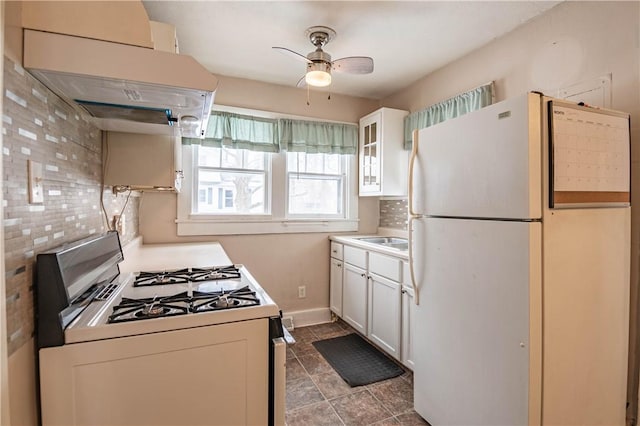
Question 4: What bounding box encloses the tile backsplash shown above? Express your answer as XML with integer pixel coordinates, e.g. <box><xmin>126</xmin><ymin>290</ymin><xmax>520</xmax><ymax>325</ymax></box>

<box><xmin>379</xmin><ymin>198</ymin><xmax>408</xmax><ymax>230</ymax></box>
<box><xmin>3</xmin><ymin>57</ymin><xmax>139</xmax><ymax>355</ymax></box>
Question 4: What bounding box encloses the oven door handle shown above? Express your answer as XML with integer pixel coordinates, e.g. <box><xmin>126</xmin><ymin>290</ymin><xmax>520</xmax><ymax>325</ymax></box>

<box><xmin>272</xmin><ymin>337</ymin><xmax>286</xmax><ymax>426</ymax></box>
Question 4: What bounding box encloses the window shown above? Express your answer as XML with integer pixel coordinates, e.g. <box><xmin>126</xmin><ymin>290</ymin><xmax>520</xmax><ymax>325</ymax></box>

<box><xmin>177</xmin><ymin>106</ymin><xmax>359</xmax><ymax>236</ymax></box>
<box><xmin>287</xmin><ymin>152</ymin><xmax>344</xmax><ymax>217</ymax></box>
<box><xmin>194</xmin><ymin>146</ymin><xmax>269</xmax><ymax>215</ymax></box>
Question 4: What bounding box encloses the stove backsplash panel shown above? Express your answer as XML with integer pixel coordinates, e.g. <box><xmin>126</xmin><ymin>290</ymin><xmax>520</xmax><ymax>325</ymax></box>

<box><xmin>3</xmin><ymin>57</ymin><xmax>140</xmax><ymax>355</ymax></box>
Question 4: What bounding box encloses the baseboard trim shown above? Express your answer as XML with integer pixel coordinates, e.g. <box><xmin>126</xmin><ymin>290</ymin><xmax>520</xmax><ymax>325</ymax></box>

<box><xmin>282</xmin><ymin>307</ymin><xmax>332</xmax><ymax>330</ymax></box>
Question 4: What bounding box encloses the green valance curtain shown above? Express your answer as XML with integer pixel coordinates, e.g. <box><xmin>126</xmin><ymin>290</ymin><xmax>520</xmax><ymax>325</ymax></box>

<box><xmin>278</xmin><ymin>119</ymin><xmax>358</xmax><ymax>155</ymax></box>
<box><xmin>182</xmin><ymin>111</ymin><xmax>280</xmax><ymax>153</ymax></box>
<box><xmin>183</xmin><ymin>111</ymin><xmax>358</xmax><ymax>155</ymax></box>
<box><xmin>404</xmin><ymin>82</ymin><xmax>494</xmax><ymax>149</ymax></box>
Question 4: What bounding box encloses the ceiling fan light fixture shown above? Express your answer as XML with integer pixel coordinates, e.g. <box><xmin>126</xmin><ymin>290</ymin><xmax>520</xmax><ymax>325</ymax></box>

<box><xmin>305</xmin><ymin>62</ymin><xmax>332</xmax><ymax>87</ymax></box>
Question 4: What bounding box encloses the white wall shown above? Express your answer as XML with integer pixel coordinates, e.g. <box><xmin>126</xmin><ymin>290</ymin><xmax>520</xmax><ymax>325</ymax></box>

<box><xmin>382</xmin><ymin>1</ymin><xmax>640</xmax><ymax>421</ymax></box>
<box><xmin>139</xmin><ymin>75</ymin><xmax>381</xmax><ymax>316</ymax></box>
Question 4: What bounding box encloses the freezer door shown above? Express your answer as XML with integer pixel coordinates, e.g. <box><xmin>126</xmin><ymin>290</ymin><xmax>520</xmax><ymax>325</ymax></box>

<box><xmin>411</xmin><ymin>92</ymin><xmax>542</xmax><ymax>220</ymax></box>
<box><xmin>412</xmin><ymin>217</ymin><xmax>542</xmax><ymax>425</ymax></box>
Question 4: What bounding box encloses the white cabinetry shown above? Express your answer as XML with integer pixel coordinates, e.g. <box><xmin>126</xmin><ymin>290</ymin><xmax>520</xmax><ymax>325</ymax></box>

<box><xmin>338</xmin><ymin>244</ymin><xmax>404</xmax><ymax>360</ymax></box>
<box><xmin>104</xmin><ymin>131</ymin><xmax>182</xmax><ymax>191</ymax></box>
<box><xmin>329</xmin><ymin>242</ymin><xmax>344</xmax><ymax>316</ymax></box>
<box><xmin>343</xmin><ymin>262</ymin><xmax>368</xmax><ymax>334</ymax></box>
<box><xmin>359</xmin><ymin>107</ymin><xmax>409</xmax><ymax>196</ymax></box>
<box><xmin>342</xmin><ymin>246</ymin><xmax>368</xmax><ymax>334</ymax></box>
<box><xmin>401</xmin><ymin>261</ymin><xmax>415</xmax><ymax>369</ymax></box>
<box><xmin>368</xmin><ymin>252</ymin><xmax>402</xmax><ymax>359</ymax></box>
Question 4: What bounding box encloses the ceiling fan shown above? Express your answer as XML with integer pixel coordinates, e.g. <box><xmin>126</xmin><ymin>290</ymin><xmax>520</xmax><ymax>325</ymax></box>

<box><xmin>273</xmin><ymin>26</ymin><xmax>374</xmax><ymax>88</ymax></box>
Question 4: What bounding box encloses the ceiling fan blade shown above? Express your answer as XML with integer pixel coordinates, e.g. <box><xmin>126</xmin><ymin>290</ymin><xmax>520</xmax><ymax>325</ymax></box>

<box><xmin>332</xmin><ymin>56</ymin><xmax>374</xmax><ymax>74</ymax></box>
<box><xmin>296</xmin><ymin>75</ymin><xmax>307</xmax><ymax>88</ymax></box>
<box><xmin>272</xmin><ymin>47</ymin><xmax>312</xmax><ymax>63</ymax></box>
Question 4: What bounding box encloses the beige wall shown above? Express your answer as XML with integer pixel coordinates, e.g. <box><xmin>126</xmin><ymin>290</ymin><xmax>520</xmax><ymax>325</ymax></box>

<box><xmin>382</xmin><ymin>1</ymin><xmax>640</xmax><ymax>421</ymax></box>
<box><xmin>214</xmin><ymin>75</ymin><xmax>380</xmax><ymax>123</ymax></box>
<box><xmin>139</xmin><ymin>75</ymin><xmax>381</xmax><ymax>314</ymax></box>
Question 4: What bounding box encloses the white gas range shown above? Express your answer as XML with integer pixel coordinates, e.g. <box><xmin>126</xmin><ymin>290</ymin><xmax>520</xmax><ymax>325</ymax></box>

<box><xmin>35</xmin><ymin>233</ymin><xmax>285</xmax><ymax>426</ymax></box>
<box><xmin>65</xmin><ymin>264</ymin><xmax>280</xmax><ymax>343</ymax></box>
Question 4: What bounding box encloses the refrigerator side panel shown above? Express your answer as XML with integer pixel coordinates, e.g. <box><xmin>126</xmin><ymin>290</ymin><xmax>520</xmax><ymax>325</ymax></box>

<box><xmin>542</xmin><ymin>207</ymin><xmax>630</xmax><ymax>425</ymax></box>
<box><xmin>413</xmin><ymin>92</ymin><xmax>541</xmax><ymax>220</ymax></box>
<box><xmin>413</xmin><ymin>218</ymin><xmax>540</xmax><ymax>425</ymax></box>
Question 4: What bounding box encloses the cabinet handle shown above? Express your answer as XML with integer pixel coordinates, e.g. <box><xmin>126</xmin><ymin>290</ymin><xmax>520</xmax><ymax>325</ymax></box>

<box><xmin>360</xmin><ymin>273</ymin><xmax>366</xmax><ymax>277</ymax></box>
<box><xmin>332</xmin><ymin>250</ymin><xmax>338</xmax><ymax>253</ymax></box>
<box><xmin>337</xmin><ymin>263</ymin><xmax>342</xmax><ymax>267</ymax></box>
<box><xmin>401</xmin><ymin>289</ymin><xmax>406</xmax><ymax>294</ymax></box>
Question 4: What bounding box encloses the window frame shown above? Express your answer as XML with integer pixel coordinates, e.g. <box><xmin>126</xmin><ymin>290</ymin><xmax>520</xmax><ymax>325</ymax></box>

<box><xmin>285</xmin><ymin>152</ymin><xmax>347</xmax><ymax>219</ymax></box>
<box><xmin>176</xmin><ymin>105</ymin><xmax>359</xmax><ymax>236</ymax></box>
<box><xmin>192</xmin><ymin>145</ymin><xmax>271</xmax><ymax>217</ymax></box>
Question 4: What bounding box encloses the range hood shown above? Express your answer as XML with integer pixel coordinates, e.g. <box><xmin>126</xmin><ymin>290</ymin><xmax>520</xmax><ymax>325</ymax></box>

<box><xmin>23</xmin><ymin>29</ymin><xmax>218</xmax><ymax>138</ymax></box>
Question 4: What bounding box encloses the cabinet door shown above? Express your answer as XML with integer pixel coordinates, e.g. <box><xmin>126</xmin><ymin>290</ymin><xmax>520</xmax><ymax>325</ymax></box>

<box><xmin>359</xmin><ymin>113</ymin><xmax>381</xmax><ymax>195</ymax></box>
<box><xmin>330</xmin><ymin>258</ymin><xmax>344</xmax><ymax>316</ymax></box>
<box><xmin>343</xmin><ymin>263</ymin><xmax>368</xmax><ymax>334</ymax></box>
<box><xmin>401</xmin><ymin>285</ymin><xmax>415</xmax><ymax>369</ymax></box>
<box><xmin>368</xmin><ymin>272</ymin><xmax>401</xmax><ymax>359</ymax></box>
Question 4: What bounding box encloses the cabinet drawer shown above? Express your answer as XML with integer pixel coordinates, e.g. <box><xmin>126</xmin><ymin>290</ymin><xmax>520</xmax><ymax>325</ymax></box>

<box><xmin>369</xmin><ymin>252</ymin><xmax>401</xmax><ymax>282</ymax></box>
<box><xmin>344</xmin><ymin>246</ymin><xmax>367</xmax><ymax>269</ymax></box>
<box><xmin>330</xmin><ymin>242</ymin><xmax>343</xmax><ymax>260</ymax></box>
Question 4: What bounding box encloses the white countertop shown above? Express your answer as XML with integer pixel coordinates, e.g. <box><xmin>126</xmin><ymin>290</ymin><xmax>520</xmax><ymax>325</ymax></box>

<box><xmin>329</xmin><ymin>234</ymin><xmax>409</xmax><ymax>259</ymax></box>
<box><xmin>120</xmin><ymin>237</ymin><xmax>232</xmax><ymax>273</ymax></box>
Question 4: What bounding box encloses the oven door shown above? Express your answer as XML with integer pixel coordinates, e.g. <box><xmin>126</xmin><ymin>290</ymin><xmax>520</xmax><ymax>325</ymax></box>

<box><xmin>39</xmin><ymin>319</ymin><xmax>270</xmax><ymax>425</ymax></box>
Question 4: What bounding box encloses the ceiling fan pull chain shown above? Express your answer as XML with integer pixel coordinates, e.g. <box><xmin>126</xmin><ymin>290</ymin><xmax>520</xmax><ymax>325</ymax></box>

<box><xmin>328</xmin><ymin>92</ymin><xmax>331</xmax><ymax>101</ymax></box>
<box><xmin>307</xmin><ymin>85</ymin><xmax>310</xmax><ymax>106</ymax></box>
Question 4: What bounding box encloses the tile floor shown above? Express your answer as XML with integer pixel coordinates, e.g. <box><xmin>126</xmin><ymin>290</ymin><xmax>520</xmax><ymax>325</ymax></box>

<box><xmin>285</xmin><ymin>320</ymin><xmax>430</xmax><ymax>426</ymax></box>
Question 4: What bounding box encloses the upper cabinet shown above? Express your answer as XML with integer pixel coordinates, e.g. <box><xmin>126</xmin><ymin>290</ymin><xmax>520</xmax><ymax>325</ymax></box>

<box><xmin>358</xmin><ymin>107</ymin><xmax>409</xmax><ymax>197</ymax></box>
<box><xmin>104</xmin><ymin>132</ymin><xmax>182</xmax><ymax>192</ymax></box>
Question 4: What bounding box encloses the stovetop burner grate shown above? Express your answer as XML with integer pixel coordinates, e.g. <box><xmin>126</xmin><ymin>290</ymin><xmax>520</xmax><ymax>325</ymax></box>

<box><xmin>108</xmin><ymin>292</ymin><xmax>191</xmax><ymax>323</ymax></box>
<box><xmin>190</xmin><ymin>265</ymin><xmax>241</xmax><ymax>282</ymax></box>
<box><xmin>107</xmin><ymin>284</ymin><xmax>261</xmax><ymax>323</ymax></box>
<box><xmin>191</xmin><ymin>286</ymin><xmax>260</xmax><ymax>313</ymax></box>
<box><xmin>133</xmin><ymin>266</ymin><xmax>242</xmax><ymax>287</ymax></box>
<box><xmin>133</xmin><ymin>268</ymin><xmax>192</xmax><ymax>287</ymax></box>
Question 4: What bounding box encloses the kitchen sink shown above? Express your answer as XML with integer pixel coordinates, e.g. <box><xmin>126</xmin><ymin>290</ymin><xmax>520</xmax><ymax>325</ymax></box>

<box><xmin>356</xmin><ymin>236</ymin><xmax>409</xmax><ymax>251</ymax></box>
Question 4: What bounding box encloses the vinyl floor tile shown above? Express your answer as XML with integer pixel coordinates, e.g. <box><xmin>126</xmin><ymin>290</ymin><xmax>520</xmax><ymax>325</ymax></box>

<box><xmin>285</xmin><ymin>322</ymin><xmax>429</xmax><ymax>426</ymax></box>
<box><xmin>285</xmin><ymin>401</ymin><xmax>344</xmax><ymax>426</ymax></box>
<box><xmin>286</xmin><ymin>358</ymin><xmax>308</xmax><ymax>382</ymax></box>
<box><xmin>311</xmin><ymin>370</ymin><xmax>358</xmax><ymax>400</ymax></box>
<box><xmin>368</xmin><ymin>377</ymin><xmax>414</xmax><ymax>415</ymax></box>
<box><xmin>329</xmin><ymin>389</ymin><xmax>393</xmax><ymax>426</ymax></box>
<box><xmin>395</xmin><ymin>410</ymin><xmax>430</xmax><ymax>425</ymax></box>
<box><xmin>297</xmin><ymin>352</ymin><xmax>334</xmax><ymax>376</ymax></box>
<box><xmin>286</xmin><ymin>376</ymin><xmax>325</xmax><ymax>411</ymax></box>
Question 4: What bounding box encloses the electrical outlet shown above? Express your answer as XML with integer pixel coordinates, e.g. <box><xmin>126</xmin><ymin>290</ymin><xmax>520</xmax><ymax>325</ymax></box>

<box><xmin>298</xmin><ymin>286</ymin><xmax>306</xmax><ymax>298</ymax></box>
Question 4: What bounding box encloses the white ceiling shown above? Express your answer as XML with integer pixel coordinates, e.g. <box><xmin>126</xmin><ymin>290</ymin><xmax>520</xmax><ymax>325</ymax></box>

<box><xmin>142</xmin><ymin>1</ymin><xmax>560</xmax><ymax>100</ymax></box>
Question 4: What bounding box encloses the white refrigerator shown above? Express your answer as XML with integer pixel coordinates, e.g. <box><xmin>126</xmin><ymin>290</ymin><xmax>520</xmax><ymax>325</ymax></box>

<box><xmin>408</xmin><ymin>92</ymin><xmax>631</xmax><ymax>425</ymax></box>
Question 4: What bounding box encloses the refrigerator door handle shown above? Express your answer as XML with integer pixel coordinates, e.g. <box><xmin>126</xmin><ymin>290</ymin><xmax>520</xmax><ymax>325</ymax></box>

<box><xmin>408</xmin><ymin>216</ymin><xmax>420</xmax><ymax>306</ymax></box>
<box><xmin>408</xmin><ymin>129</ymin><xmax>420</xmax><ymax>217</ymax></box>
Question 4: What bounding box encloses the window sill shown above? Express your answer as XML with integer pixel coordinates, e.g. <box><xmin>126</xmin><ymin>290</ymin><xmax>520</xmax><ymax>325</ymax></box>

<box><xmin>176</xmin><ymin>218</ymin><xmax>359</xmax><ymax>236</ymax></box>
